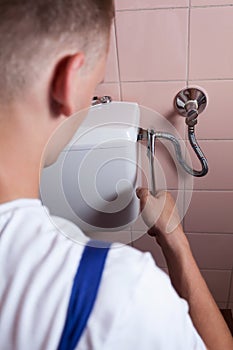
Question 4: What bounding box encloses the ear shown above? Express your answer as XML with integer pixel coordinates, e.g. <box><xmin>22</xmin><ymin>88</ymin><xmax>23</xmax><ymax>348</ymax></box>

<box><xmin>51</xmin><ymin>53</ymin><xmax>85</xmax><ymax>117</ymax></box>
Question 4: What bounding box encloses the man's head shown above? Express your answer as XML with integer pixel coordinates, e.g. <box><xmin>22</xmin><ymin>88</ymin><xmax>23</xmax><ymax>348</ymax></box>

<box><xmin>0</xmin><ymin>0</ymin><xmax>115</xmax><ymax>202</ymax></box>
<box><xmin>0</xmin><ymin>0</ymin><xmax>114</xmax><ymax>107</ymax></box>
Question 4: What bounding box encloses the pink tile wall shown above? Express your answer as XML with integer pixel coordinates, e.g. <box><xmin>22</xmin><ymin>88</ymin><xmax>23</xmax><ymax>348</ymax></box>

<box><xmin>187</xmin><ymin>81</ymin><xmax>233</xmax><ymax>140</ymax></box>
<box><xmin>116</xmin><ymin>9</ymin><xmax>188</xmax><ymax>81</ymax></box>
<box><xmin>185</xmin><ymin>141</ymin><xmax>233</xmax><ymax>190</ymax></box>
<box><xmin>115</xmin><ymin>0</ymin><xmax>189</xmax><ymax>10</ymax></box>
<box><xmin>104</xmin><ymin>23</ymin><xmax>119</xmax><ymax>83</ymax></box>
<box><xmin>95</xmin><ymin>1</ymin><xmax>233</xmax><ymax>307</ymax></box>
<box><xmin>189</xmin><ymin>7</ymin><xmax>233</xmax><ymax>80</ymax></box>
<box><xmin>184</xmin><ymin>191</ymin><xmax>233</xmax><ymax>233</ymax></box>
<box><xmin>121</xmin><ymin>81</ymin><xmax>186</xmax><ymax>136</ymax></box>
<box><xmin>191</xmin><ymin>0</ymin><xmax>233</xmax><ymax>6</ymax></box>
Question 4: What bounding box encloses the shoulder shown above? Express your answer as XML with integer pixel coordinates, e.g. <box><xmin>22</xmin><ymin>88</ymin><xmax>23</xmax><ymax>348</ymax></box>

<box><xmin>81</xmin><ymin>244</ymin><xmax>206</xmax><ymax>350</ymax></box>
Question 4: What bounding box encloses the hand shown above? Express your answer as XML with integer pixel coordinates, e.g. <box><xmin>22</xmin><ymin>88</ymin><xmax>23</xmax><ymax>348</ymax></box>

<box><xmin>136</xmin><ymin>188</ymin><xmax>186</xmax><ymax>249</ymax></box>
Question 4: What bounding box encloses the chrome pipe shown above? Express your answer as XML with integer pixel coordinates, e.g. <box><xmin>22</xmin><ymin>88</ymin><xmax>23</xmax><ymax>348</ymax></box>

<box><xmin>147</xmin><ymin>130</ymin><xmax>156</xmax><ymax>196</ymax></box>
<box><xmin>154</xmin><ymin>129</ymin><xmax>208</xmax><ymax>177</ymax></box>
<box><xmin>137</xmin><ymin>125</ymin><xmax>208</xmax><ymax>184</ymax></box>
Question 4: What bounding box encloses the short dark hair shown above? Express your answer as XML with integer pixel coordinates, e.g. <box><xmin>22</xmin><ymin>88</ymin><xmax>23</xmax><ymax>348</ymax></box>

<box><xmin>0</xmin><ymin>0</ymin><xmax>115</xmax><ymax>102</ymax></box>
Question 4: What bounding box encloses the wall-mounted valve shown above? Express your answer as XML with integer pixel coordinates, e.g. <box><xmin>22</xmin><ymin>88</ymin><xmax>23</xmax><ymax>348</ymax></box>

<box><xmin>174</xmin><ymin>87</ymin><xmax>208</xmax><ymax>177</ymax></box>
<box><xmin>138</xmin><ymin>87</ymin><xmax>209</xmax><ymax>195</ymax></box>
<box><xmin>92</xmin><ymin>96</ymin><xmax>112</xmax><ymax>106</ymax></box>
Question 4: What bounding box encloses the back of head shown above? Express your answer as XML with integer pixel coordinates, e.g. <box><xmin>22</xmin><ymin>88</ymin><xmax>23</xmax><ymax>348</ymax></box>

<box><xmin>0</xmin><ymin>0</ymin><xmax>115</xmax><ymax>103</ymax></box>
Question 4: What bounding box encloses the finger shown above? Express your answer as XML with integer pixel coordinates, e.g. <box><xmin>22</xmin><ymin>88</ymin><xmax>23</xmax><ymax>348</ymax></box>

<box><xmin>136</xmin><ymin>187</ymin><xmax>149</xmax><ymax>199</ymax></box>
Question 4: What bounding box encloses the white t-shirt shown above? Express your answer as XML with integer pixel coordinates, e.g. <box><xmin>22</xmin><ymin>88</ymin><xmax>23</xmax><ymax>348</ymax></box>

<box><xmin>0</xmin><ymin>199</ymin><xmax>206</xmax><ymax>350</ymax></box>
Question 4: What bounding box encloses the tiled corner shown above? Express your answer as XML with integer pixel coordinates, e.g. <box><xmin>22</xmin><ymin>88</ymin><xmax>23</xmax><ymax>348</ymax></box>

<box><xmin>185</xmin><ymin>141</ymin><xmax>233</xmax><ymax>190</ymax></box>
<box><xmin>187</xmin><ymin>233</ymin><xmax>233</xmax><ymax>270</ymax></box>
<box><xmin>184</xmin><ymin>191</ymin><xmax>233</xmax><ymax>233</ymax></box>
<box><xmin>116</xmin><ymin>0</ymin><xmax>189</xmax><ymax>11</ymax></box>
<box><xmin>186</xmin><ymin>81</ymin><xmax>233</xmax><ymax>140</ymax></box>
<box><xmin>121</xmin><ymin>81</ymin><xmax>186</xmax><ymax>137</ymax></box>
<box><xmin>95</xmin><ymin>83</ymin><xmax>121</xmax><ymax>101</ymax></box>
<box><xmin>191</xmin><ymin>0</ymin><xmax>233</xmax><ymax>6</ymax></box>
<box><xmin>189</xmin><ymin>7</ymin><xmax>233</xmax><ymax>80</ymax></box>
<box><xmin>200</xmin><ymin>270</ymin><xmax>231</xmax><ymax>302</ymax></box>
<box><xmin>132</xmin><ymin>232</ymin><xmax>167</xmax><ymax>268</ymax></box>
<box><xmin>104</xmin><ymin>23</ymin><xmax>119</xmax><ymax>83</ymax></box>
<box><xmin>116</xmin><ymin>9</ymin><xmax>188</xmax><ymax>81</ymax></box>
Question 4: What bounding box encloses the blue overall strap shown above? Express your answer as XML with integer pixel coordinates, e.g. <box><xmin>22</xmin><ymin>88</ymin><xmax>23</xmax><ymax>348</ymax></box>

<box><xmin>57</xmin><ymin>240</ymin><xmax>111</xmax><ymax>350</ymax></box>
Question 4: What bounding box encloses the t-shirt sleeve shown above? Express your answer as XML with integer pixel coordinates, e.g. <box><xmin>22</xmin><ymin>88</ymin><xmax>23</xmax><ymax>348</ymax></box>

<box><xmin>105</xmin><ymin>251</ymin><xmax>207</xmax><ymax>350</ymax></box>
<box><xmin>77</xmin><ymin>246</ymin><xmax>207</xmax><ymax>350</ymax></box>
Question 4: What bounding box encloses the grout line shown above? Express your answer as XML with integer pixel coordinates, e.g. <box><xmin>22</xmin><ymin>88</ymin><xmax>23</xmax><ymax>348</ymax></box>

<box><xmin>185</xmin><ymin>189</ymin><xmax>233</xmax><ymax>191</ymax></box>
<box><xmin>226</xmin><ymin>268</ymin><xmax>233</xmax><ymax>308</ymax></box>
<box><xmin>112</xmin><ymin>78</ymin><xmax>233</xmax><ymax>84</ymax></box>
<box><xmin>116</xmin><ymin>4</ymin><xmax>233</xmax><ymax>12</ymax></box>
<box><xmin>200</xmin><ymin>268</ymin><xmax>232</xmax><ymax>272</ymax></box>
<box><xmin>184</xmin><ymin>139</ymin><xmax>233</xmax><ymax>141</ymax></box>
<box><xmin>185</xmin><ymin>231</ymin><xmax>233</xmax><ymax>234</ymax></box>
<box><xmin>121</xmin><ymin>79</ymin><xmax>186</xmax><ymax>83</ymax></box>
<box><xmin>186</xmin><ymin>0</ymin><xmax>191</xmax><ymax>85</ymax></box>
<box><xmin>189</xmin><ymin>78</ymin><xmax>233</xmax><ymax>81</ymax></box>
<box><xmin>132</xmin><ymin>230</ymin><xmax>233</xmax><ymax>235</ymax></box>
<box><xmin>191</xmin><ymin>4</ymin><xmax>233</xmax><ymax>9</ymax></box>
<box><xmin>100</xmin><ymin>81</ymin><xmax>120</xmax><ymax>85</ymax></box>
<box><xmin>128</xmin><ymin>227</ymin><xmax>133</xmax><ymax>247</ymax></box>
<box><xmin>184</xmin><ymin>0</ymin><xmax>191</xmax><ymax>227</ymax></box>
<box><xmin>185</xmin><ymin>232</ymin><xmax>233</xmax><ymax>235</ymax></box>
<box><xmin>116</xmin><ymin>7</ymin><xmax>188</xmax><ymax>12</ymax></box>
<box><xmin>113</xmin><ymin>17</ymin><xmax>123</xmax><ymax>101</ymax></box>
<box><xmin>183</xmin><ymin>189</ymin><xmax>233</xmax><ymax>192</ymax></box>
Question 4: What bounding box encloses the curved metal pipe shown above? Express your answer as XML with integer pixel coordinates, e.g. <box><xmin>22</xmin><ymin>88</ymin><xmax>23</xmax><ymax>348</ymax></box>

<box><xmin>154</xmin><ymin>128</ymin><xmax>208</xmax><ymax>177</ymax></box>
<box><xmin>147</xmin><ymin>130</ymin><xmax>156</xmax><ymax>196</ymax></box>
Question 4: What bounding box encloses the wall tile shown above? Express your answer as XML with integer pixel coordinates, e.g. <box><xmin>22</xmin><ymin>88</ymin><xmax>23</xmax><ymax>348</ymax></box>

<box><xmin>192</xmin><ymin>0</ymin><xmax>233</xmax><ymax>6</ymax></box>
<box><xmin>104</xmin><ymin>24</ymin><xmax>119</xmax><ymax>83</ymax></box>
<box><xmin>229</xmin><ymin>276</ymin><xmax>233</xmax><ymax>302</ymax></box>
<box><xmin>200</xmin><ymin>270</ymin><xmax>231</xmax><ymax>302</ymax></box>
<box><xmin>132</xmin><ymin>232</ymin><xmax>167</xmax><ymax>267</ymax></box>
<box><xmin>185</xmin><ymin>141</ymin><xmax>233</xmax><ymax>190</ymax></box>
<box><xmin>116</xmin><ymin>0</ymin><xmax>189</xmax><ymax>10</ymax></box>
<box><xmin>95</xmin><ymin>83</ymin><xmax>121</xmax><ymax>101</ymax></box>
<box><xmin>217</xmin><ymin>302</ymin><xmax>228</xmax><ymax>309</ymax></box>
<box><xmin>184</xmin><ymin>191</ymin><xmax>233</xmax><ymax>233</ymax></box>
<box><xmin>122</xmin><ymin>81</ymin><xmax>186</xmax><ymax>137</ymax></box>
<box><xmin>187</xmin><ymin>233</ymin><xmax>233</xmax><ymax>269</ymax></box>
<box><xmin>131</xmin><ymin>216</ymin><xmax>147</xmax><ymax>232</ymax></box>
<box><xmin>116</xmin><ymin>9</ymin><xmax>188</xmax><ymax>81</ymax></box>
<box><xmin>186</xmin><ymin>81</ymin><xmax>233</xmax><ymax>140</ymax></box>
<box><xmin>87</xmin><ymin>230</ymin><xmax>132</xmax><ymax>246</ymax></box>
<box><xmin>189</xmin><ymin>7</ymin><xmax>233</xmax><ymax>80</ymax></box>
<box><xmin>228</xmin><ymin>303</ymin><xmax>233</xmax><ymax>312</ymax></box>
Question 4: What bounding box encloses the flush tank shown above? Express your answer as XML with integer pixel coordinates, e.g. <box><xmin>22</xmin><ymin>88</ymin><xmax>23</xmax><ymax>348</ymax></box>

<box><xmin>40</xmin><ymin>102</ymin><xmax>140</xmax><ymax>232</ymax></box>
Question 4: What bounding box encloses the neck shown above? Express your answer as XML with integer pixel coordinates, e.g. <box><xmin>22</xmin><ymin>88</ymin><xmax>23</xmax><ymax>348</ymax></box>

<box><xmin>0</xmin><ymin>102</ymin><xmax>50</xmax><ymax>204</ymax></box>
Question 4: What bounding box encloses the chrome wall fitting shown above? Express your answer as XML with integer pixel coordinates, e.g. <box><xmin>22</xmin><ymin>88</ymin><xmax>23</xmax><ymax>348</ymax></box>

<box><xmin>175</xmin><ymin>87</ymin><xmax>207</xmax><ymax>126</ymax></box>
<box><xmin>137</xmin><ymin>87</ymin><xmax>208</xmax><ymax>195</ymax></box>
<box><xmin>174</xmin><ymin>87</ymin><xmax>208</xmax><ymax>177</ymax></box>
<box><xmin>92</xmin><ymin>96</ymin><xmax>112</xmax><ymax>106</ymax></box>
